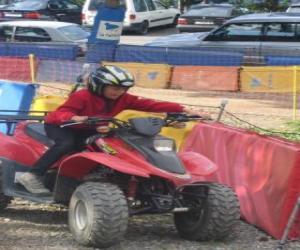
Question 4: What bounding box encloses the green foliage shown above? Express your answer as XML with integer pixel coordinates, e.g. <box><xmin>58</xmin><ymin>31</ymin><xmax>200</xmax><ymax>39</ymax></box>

<box><xmin>73</xmin><ymin>0</ymin><xmax>85</xmax><ymax>6</ymax></box>
<box><xmin>252</xmin><ymin>120</ymin><xmax>300</xmax><ymax>142</ymax></box>
<box><xmin>232</xmin><ymin>0</ymin><xmax>289</xmax><ymax>12</ymax></box>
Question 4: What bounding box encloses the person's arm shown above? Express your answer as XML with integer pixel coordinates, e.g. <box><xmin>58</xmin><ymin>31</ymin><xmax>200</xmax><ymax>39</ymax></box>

<box><xmin>125</xmin><ymin>94</ymin><xmax>211</xmax><ymax>118</ymax></box>
<box><xmin>125</xmin><ymin>94</ymin><xmax>184</xmax><ymax>113</ymax></box>
<box><xmin>45</xmin><ymin>91</ymin><xmax>86</xmax><ymax>125</ymax></box>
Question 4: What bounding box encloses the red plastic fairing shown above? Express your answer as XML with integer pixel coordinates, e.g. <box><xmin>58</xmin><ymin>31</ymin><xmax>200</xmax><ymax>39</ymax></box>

<box><xmin>178</xmin><ymin>151</ymin><xmax>217</xmax><ymax>177</ymax></box>
<box><xmin>58</xmin><ymin>152</ymin><xmax>150</xmax><ymax>178</ymax></box>
<box><xmin>57</xmin><ymin>138</ymin><xmax>210</xmax><ymax>186</ymax></box>
<box><xmin>14</xmin><ymin>122</ymin><xmax>48</xmax><ymax>157</ymax></box>
<box><xmin>181</xmin><ymin>122</ymin><xmax>300</xmax><ymax>239</ymax></box>
<box><xmin>0</xmin><ymin>132</ymin><xmax>39</xmax><ymax>165</ymax></box>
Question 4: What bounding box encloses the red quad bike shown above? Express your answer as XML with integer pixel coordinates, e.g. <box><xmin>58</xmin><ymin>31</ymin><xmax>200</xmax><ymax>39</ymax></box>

<box><xmin>0</xmin><ymin>112</ymin><xmax>240</xmax><ymax>248</ymax></box>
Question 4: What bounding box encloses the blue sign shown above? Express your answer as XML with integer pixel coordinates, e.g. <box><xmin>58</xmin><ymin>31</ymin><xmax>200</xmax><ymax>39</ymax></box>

<box><xmin>88</xmin><ymin>4</ymin><xmax>125</xmax><ymax>44</ymax></box>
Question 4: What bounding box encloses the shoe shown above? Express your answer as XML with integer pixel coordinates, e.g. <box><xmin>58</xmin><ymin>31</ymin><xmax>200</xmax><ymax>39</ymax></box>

<box><xmin>16</xmin><ymin>172</ymin><xmax>51</xmax><ymax>195</ymax></box>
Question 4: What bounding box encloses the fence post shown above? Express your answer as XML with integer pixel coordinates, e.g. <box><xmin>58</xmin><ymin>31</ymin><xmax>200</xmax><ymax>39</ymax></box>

<box><xmin>293</xmin><ymin>66</ymin><xmax>298</xmax><ymax>120</ymax></box>
<box><xmin>29</xmin><ymin>54</ymin><xmax>36</xmax><ymax>83</ymax></box>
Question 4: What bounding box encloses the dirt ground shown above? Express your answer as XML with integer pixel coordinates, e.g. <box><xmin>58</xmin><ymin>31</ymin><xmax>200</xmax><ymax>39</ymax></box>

<box><xmin>1</xmin><ymin>85</ymin><xmax>299</xmax><ymax>249</ymax></box>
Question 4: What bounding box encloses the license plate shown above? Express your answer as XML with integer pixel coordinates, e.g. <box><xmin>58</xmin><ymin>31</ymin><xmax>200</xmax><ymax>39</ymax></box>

<box><xmin>4</xmin><ymin>13</ymin><xmax>22</xmax><ymax>17</ymax></box>
<box><xmin>195</xmin><ymin>21</ymin><xmax>213</xmax><ymax>25</ymax></box>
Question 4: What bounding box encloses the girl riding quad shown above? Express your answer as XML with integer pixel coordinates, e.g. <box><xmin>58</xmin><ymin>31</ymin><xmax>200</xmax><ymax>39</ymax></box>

<box><xmin>16</xmin><ymin>65</ymin><xmax>210</xmax><ymax>194</ymax></box>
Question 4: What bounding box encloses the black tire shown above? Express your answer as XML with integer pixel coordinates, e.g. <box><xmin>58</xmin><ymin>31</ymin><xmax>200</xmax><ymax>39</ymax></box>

<box><xmin>174</xmin><ymin>183</ymin><xmax>240</xmax><ymax>241</ymax></box>
<box><xmin>0</xmin><ymin>164</ymin><xmax>11</xmax><ymax>211</ymax></box>
<box><xmin>137</xmin><ymin>21</ymin><xmax>149</xmax><ymax>35</ymax></box>
<box><xmin>68</xmin><ymin>182</ymin><xmax>129</xmax><ymax>248</ymax></box>
<box><xmin>171</xmin><ymin>15</ymin><xmax>179</xmax><ymax>27</ymax></box>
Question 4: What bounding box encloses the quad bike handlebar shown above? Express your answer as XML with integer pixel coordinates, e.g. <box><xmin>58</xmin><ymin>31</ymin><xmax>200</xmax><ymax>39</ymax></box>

<box><xmin>60</xmin><ymin>113</ymin><xmax>206</xmax><ymax>129</ymax></box>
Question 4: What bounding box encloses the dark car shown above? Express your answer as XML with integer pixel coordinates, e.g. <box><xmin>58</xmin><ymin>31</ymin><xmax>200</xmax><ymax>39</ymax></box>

<box><xmin>0</xmin><ymin>0</ymin><xmax>82</xmax><ymax>24</ymax></box>
<box><xmin>147</xmin><ymin>12</ymin><xmax>300</xmax><ymax>56</ymax></box>
<box><xmin>176</xmin><ymin>4</ymin><xmax>248</xmax><ymax>32</ymax></box>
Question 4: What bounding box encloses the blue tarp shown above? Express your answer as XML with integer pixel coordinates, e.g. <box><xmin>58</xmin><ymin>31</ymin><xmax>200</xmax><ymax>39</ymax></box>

<box><xmin>115</xmin><ymin>45</ymin><xmax>167</xmax><ymax>63</ymax></box>
<box><xmin>86</xmin><ymin>44</ymin><xmax>116</xmax><ymax>63</ymax></box>
<box><xmin>167</xmin><ymin>48</ymin><xmax>243</xmax><ymax>66</ymax></box>
<box><xmin>0</xmin><ymin>81</ymin><xmax>37</xmax><ymax>135</ymax></box>
<box><xmin>0</xmin><ymin>43</ymin><xmax>78</xmax><ymax>60</ymax></box>
<box><xmin>266</xmin><ymin>56</ymin><xmax>300</xmax><ymax>66</ymax></box>
<box><xmin>37</xmin><ymin>60</ymin><xmax>99</xmax><ymax>83</ymax></box>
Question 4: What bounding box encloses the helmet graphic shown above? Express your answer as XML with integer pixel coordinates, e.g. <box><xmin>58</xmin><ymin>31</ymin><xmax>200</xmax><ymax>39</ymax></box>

<box><xmin>87</xmin><ymin>65</ymin><xmax>134</xmax><ymax>94</ymax></box>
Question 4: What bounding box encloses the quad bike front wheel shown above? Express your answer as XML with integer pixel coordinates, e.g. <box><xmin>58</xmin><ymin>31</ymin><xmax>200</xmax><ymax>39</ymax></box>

<box><xmin>174</xmin><ymin>183</ymin><xmax>240</xmax><ymax>241</ymax></box>
<box><xmin>0</xmin><ymin>164</ymin><xmax>12</xmax><ymax>211</ymax></box>
<box><xmin>68</xmin><ymin>182</ymin><xmax>129</xmax><ymax>248</ymax></box>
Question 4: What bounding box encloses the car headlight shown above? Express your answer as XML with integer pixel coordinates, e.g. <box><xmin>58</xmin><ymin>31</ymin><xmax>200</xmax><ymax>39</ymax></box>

<box><xmin>153</xmin><ymin>138</ymin><xmax>175</xmax><ymax>152</ymax></box>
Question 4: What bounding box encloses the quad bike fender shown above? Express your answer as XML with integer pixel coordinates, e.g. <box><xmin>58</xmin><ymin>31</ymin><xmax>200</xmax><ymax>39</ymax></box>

<box><xmin>58</xmin><ymin>152</ymin><xmax>150</xmax><ymax>179</ymax></box>
<box><xmin>0</xmin><ymin>132</ymin><xmax>39</xmax><ymax>165</ymax></box>
<box><xmin>178</xmin><ymin>151</ymin><xmax>217</xmax><ymax>177</ymax></box>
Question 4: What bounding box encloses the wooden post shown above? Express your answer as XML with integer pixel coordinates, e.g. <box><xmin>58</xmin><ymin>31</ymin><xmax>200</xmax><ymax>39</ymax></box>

<box><xmin>29</xmin><ymin>54</ymin><xmax>36</xmax><ymax>83</ymax></box>
<box><xmin>293</xmin><ymin>66</ymin><xmax>298</xmax><ymax>120</ymax></box>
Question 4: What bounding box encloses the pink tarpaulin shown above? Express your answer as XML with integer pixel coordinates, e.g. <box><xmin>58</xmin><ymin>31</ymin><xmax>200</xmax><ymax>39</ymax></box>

<box><xmin>181</xmin><ymin>122</ymin><xmax>300</xmax><ymax>239</ymax></box>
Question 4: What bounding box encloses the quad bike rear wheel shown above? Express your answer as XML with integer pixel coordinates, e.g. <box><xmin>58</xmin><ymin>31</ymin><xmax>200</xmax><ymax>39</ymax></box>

<box><xmin>0</xmin><ymin>164</ymin><xmax>12</xmax><ymax>210</ymax></box>
<box><xmin>68</xmin><ymin>182</ymin><xmax>128</xmax><ymax>248</ymax></box>
<box><xmin>174</xmin><ymin>183</ymin><xmax>240</xmax><ymax>241</ymax></box>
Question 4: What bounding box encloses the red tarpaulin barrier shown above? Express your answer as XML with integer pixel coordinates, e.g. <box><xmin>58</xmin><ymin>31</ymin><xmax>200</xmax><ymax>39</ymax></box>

<box><xmin>0</xmin><ymin>57</ymin><xmax>32</xmax><ymax>82</ymax></box>
<box><xmin>181</xmin><ymin>122</ymin><xmax>300</xmax><ymax>239</ymax></box>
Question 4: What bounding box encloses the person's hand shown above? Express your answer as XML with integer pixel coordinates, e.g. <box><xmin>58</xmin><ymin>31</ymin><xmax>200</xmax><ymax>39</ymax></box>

<box><xmin>169</xmin><ymin>121</ymin><xmax>186</xmax><ymax>129</ymax></box>
<box><xmin>183</xmin><ymin>107</ymin><xmax>212</xmax><ymax>120</ymax></box>
<box><xmin>71</xmin><ymin>116</ymin><xmax>88</xmax><ymax>122</ymax></box>
<box><xmin>96</xmin><ymin>126</ymin><xmax>110</xmax><ymax>133</ymax></box>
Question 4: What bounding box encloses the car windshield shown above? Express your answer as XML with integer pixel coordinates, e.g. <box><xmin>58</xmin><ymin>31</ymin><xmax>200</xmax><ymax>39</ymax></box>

<box><xmin>187</xmin><ymin>7</ymin><xmax>231</xmax><ymax>17</ymax></box>
<box><xmin>58</xmin><ymin>25</ymin><xmax>90</xmax><ymax>40</ymax></box>
<box><xmin>88</xmin><ymin>0</ymin><xmax>104</xmax><ymax>10</ymax></box>
<box><xmin>3</xmin><ymin>0</ymin><xmax>47</xmax><ymax>10</ymax></box>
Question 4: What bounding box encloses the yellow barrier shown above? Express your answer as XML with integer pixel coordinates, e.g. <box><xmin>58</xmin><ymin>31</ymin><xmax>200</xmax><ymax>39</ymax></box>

<box><xmin>115</xmin><ymin>110</ymin><xmax>197</xmax><ymax>150</ymax></box>
<box><xmin>31</xmin><ymin>95</ymin><xmax>66</xmax><ymax>115</ymax></box>
<box><xmin>103</xmin><ymin>62</ymin><xmax>171</xmax><ymax>89</ymax></box>
<box><xmin>240</xmin><ymin>66</ymin><xmax>300</xmax><ymax>93</ymax></box>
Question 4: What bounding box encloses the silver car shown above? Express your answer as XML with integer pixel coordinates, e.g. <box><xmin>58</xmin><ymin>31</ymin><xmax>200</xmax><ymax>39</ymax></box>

<box><xmin>0</xmin><ymin>20</ymin><xmax>89</xmax><ymax>54</ymax></box>
<box><xmin>146</xmin><ymin>12</ymin><xmax>300</xmax><ymax>56</ymax></box>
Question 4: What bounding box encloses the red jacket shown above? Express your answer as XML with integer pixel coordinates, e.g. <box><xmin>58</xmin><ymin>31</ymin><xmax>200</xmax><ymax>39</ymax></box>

<box><xmin>45</xmin><ymin>89</ymin><xmax>184</xmax><ymax>125</ymax></box>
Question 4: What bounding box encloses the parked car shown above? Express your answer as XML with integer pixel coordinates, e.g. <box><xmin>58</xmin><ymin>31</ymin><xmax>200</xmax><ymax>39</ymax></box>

<box><xmin>0</xmin><ymin>0</ymin><xmax>16</xmax><ymax>8</ymax></box>
<box><xmin>0</xmin><ymin>20</ymin><xmax>89</xmax><ymax>54</ymax></box>
<box><xmin>286</xmin><ymin>3</ymin><xmax>300</xmax><ymax>12</ymax></box>
<box><xmin>0</xmin><ymin>0</ymin><xmax>82</xmax><ymax>24</ymax></box>
<box><xmin>146</xmin><ymin>12</ymin><xmax>300</xmax><ymax>56</ymax></box>
<box><xmin>177</xmin><ymin>4</ymin><xmax>247</xmax><ymax>32</ymax></box>
<box><xmin>82</xmin><ymin>0</ymin><xmax>180</xmax><ymax>34</ymax></box>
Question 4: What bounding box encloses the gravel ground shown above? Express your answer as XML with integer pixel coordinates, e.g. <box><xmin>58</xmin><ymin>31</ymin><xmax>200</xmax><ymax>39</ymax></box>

<box><xmin>1</xmin><ymin>86</ymin><xmax>299</xmax><ymax>249</ymax></box>
<box><xmin>0</xmin><ymin>199</ymin><xmax>299</xmax><ymax>250</ymax></box>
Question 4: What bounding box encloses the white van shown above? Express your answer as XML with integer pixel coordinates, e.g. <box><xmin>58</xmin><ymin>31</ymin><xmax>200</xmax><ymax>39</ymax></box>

<box><xmin>81</xmin><ymin>0</ymin><xmax>180</xmax><ymax>34</ymax></box>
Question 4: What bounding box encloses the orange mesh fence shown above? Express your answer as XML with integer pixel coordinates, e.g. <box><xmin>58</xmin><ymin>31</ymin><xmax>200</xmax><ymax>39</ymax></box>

<box><xmin>0</xmin><ymin>57</ymin><xmax>35</xmax><ymax>82</ymax></box>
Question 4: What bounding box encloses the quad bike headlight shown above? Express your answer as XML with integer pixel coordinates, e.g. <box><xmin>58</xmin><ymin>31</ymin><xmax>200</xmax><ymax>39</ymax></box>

<box><xmin>153</xmin><ymin>138</ymin><xmax>175</xmax><ymax>152</ymax></box>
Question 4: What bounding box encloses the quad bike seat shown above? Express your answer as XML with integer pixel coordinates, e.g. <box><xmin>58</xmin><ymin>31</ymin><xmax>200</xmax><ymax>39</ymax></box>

<box><xmin>25</xmin><ymin>123</ymin><xmax>54</xmax><ymax>147</ymax></box>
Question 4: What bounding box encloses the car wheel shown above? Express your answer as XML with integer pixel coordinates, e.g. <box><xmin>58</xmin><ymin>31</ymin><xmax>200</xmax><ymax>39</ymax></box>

<box><xmin>68</xmin><ymin>182</ymin><xmax>129</xmax><ymax>248</ymax></box>
<box><xmin>171</xmin><ymin>15</ymin><xmax>180</xmax><ymax>27</ymax></box>
<box><xmin>137</xmin><ymin>21</ymin><xmax>149</xmax><ymax>35</ymax></box>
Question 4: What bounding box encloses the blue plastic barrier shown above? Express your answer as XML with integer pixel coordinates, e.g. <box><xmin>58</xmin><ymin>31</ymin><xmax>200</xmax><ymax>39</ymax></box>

<box><xmin>266</xmin><ymin>56</ymin><xmax>300</xmax><ymax>66</ymax></box>
<box><xmin>86</xmin><ymin>44</ymin><xmax>117</xmax><ymax>63</ymax></box>
<box><xmin>115</xmin><ymin>45</ymin><xmax>167</xmax><ymax>63</ymax></box>
<box><xmin>0</xmin><ymin>42</ymin><xmax>78</xmax><ymax>60</ymax></box>
<box><xmin>167</xmin><ymin>48</ymin><xmax>243</xmax><ymax>66</ymax></box>
<box><xmin>36</xmin><ymin>60</ymin><xmax>99</xmax><ymax>83</ymax></box>
<box><xmin>0</xmin><ymin>81</ymin><xmax>37</xmax><ymax>135</ymax></box>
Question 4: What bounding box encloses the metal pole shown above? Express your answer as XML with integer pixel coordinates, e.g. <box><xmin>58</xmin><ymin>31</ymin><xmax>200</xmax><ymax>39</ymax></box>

<box><xmin>292</xmin><ymin>66</ymin><xmax>298</xmax><ymax>120</ymax></box>
<box><xmin>277</xmin><ymin>197</ymin><xmax>300</xmax><ymax>250</ymax></box>
<box><xmin>216</xmin><ymin>99</ymin><xmax>228</xmax><ymax>122</ymax></box>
